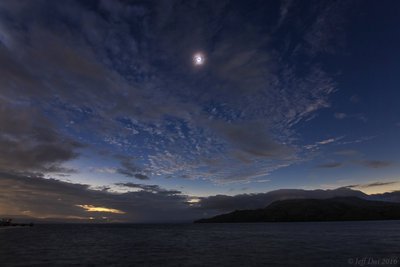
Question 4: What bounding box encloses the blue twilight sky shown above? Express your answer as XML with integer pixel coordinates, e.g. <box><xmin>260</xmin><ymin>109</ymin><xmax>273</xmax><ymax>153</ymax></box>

<box><xmin>1</xmin><ymin>0</ymin><xmax>400</xmax><ymax>222</ymax></box>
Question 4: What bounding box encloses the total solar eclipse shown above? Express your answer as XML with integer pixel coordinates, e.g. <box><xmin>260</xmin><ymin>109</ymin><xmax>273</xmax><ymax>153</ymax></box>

<box><xmin>193</xmin><ymin>53</ymin><xmax>205</xmax><ymax>65</ymax></box>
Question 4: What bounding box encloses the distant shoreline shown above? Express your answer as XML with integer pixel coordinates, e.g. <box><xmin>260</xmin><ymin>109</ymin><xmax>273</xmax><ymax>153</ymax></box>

<box><xmin>1</xmin><ymin>218</ymin><xmax>34</xmax><ymax>227</ymax></box>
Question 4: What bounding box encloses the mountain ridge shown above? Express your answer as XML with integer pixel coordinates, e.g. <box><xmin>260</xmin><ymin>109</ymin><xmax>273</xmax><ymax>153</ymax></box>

<box><xmin>194</xmin><ymin>197</ymin><xmax>400</xmax><ymax>223</ymax></box>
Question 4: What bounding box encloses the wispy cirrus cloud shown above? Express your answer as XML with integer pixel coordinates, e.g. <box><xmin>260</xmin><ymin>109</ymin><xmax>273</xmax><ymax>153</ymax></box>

<box><xmin>343</xmin><ymin>181</ymin><xmax>398</xmax><ymax>189</ymax></box>
<box><xmin>314</xmin><ymin>159</ymin><xmax>394</xmax><ymax>170</ymax></box>
<box><xmin>92</xmin><ymin>168</ymin><xmax>116</xmax><ymax>174</ymax></box>
<box><xmin>314</xmin><ymin>163</ymin><xmax>344</xmax><ymax>169</ymax></box>
<box><xmin>338</xmin><ymin>136</ymin><xmax>375</xmax><ymax>145</ymax></box>
<box><xmin>334</xmin><ymin>112</ymin><xmax>347</xmax><ymax>119</ymax></box>
<box><xmin>305</xmin><ymin>137</ymin><xmax>342</xmax><ymax>150</ymax></box>
<box><xmin>357</xmin><ymin>160</ymin><xmax>393</xmax><ymax>169</ymax></box>
<box><xmin>334</xmin><ymin>150</ymin><xmax>361</xmax><ymax>156</ymax></box>
<box><xmin>334</xmin><ymin>112</ymin><xmax>367</xmax><ymax>122</ymax></box>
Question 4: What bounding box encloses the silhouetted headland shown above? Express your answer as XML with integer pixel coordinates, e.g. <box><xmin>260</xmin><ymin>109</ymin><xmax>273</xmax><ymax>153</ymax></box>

<box><xmin>0</xmin><ymin>218</ymin><xmax>34</xmax><ymax>227</ymax></box>
<box><xmin>194</xmin><ymin>197</ymin><xmax>400</xmax><ymax>223</ymax></box>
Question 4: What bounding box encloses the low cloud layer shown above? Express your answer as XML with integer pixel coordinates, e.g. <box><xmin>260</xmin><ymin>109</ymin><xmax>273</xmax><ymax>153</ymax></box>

<box><xmin>0</xmin><ymin>102</ymin><xmax>83</xmax><ymax>174</ymax></box>
<box><xmin>0</xmin><ymin>171</ymin><xmax>211</xmax><ymax>223</ymax></box>
<box><xmin>115</xmin><ymin>182</ymin><xmax>181</xmax><ymax>195</ymax></box>
<box><xmin>1</xmin><ymin>170</ymin><xmax>399</xmax><ymax>222</ymax></box>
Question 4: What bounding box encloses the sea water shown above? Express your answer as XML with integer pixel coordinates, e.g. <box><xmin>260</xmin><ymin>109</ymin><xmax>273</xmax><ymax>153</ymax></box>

<box><xmin>1</xmin><ymin>221</ymin><xmax>400</xmax><ymax>266</ymax></box>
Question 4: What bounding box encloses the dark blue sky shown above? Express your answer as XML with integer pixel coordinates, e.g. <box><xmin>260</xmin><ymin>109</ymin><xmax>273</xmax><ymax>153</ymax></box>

<box><xmin>1</xmin><ymin>0</ymin><xmax>399</xmax><ymax>222</ymax></box>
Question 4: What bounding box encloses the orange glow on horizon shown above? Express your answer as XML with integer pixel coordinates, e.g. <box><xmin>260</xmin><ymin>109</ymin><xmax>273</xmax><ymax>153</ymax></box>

<box><xmin>76</xmin><ymin>205</ymin><xmax>126</xmax><ymax>214</ymax></box>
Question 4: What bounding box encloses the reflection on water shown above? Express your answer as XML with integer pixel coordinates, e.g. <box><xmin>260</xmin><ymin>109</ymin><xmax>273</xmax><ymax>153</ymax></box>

<box><xmin>1</xmin><ymin>221</ymin><xmax>400</xmax><ymax>266</ymax></box>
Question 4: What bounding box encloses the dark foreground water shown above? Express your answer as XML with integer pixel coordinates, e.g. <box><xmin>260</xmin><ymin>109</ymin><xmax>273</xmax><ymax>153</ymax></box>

<box><xmin>1</xmin><ymin>221</ymin><xmax>400</xmax><ymax>267</ymax></box>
